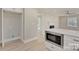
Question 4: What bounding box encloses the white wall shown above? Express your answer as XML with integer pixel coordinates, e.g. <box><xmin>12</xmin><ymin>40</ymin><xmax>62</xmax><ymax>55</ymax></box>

<box><xmin>1</xmin><ymin>8</ymin><xmax>59</xmax><ymax>42</ymax></box>
<box><xmin>23</xmin><ymin>9</ymin><xmax>59</xmax><ymax>40</ymax></box>
<box><xmin>23</xmin><ymin>8</ymin><xmax>38</xmax><ymax>40</ymax></box>
<box><xmin>3</xmin><ymin>11</ymin><xmax>22</xmax><ymax>40</ymax></box>
<box><xmin>39</xmin><ymin>13</ymin><xmax>59</xmax><ymax>34</ymax></box>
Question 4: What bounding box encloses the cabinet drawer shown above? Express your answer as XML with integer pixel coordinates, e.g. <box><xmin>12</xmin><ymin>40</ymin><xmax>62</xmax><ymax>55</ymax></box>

<box><xmin>64</xmin><ymin>35</ymin><xmax>79</xmax><ymax>43</ymax></box>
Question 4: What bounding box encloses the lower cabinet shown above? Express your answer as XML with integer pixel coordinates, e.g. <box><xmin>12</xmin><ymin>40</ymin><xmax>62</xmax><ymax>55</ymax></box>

<box><xmin>45</xmin><ymin>41</ymin><xmax>64</xmax><ymax>51</ymax></box>
<box><xmin>45</xmin><ymin>34</ymin><xmax>79</xmax><ymax>51</ymax></box>
<box><xmin>64</xmin><ymin>35</ymin><xmax>79</xmax><ymax>51</ymax></box>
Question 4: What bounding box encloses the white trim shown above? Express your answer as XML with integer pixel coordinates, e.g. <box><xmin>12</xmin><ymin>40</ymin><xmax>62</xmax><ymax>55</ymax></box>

<box><xmin>23</xmin><ymin>37</ymin><xmax>38</xmax><ymax>43</ymax></box>
<box><xmin>2</xmin><ymin>8</ymin><xmax>4</xmax><ymax>48</ymax></box>
<box><xmin>21</xmin><ymin>8</ymin><xmax>24</xmax><ymax>41</ymax></box>
<box><xmin>3</xmin><ymin>37</ymin><xmax>21</xmax><ymax>43</ymax></box>
<box><xmin>3</xmin><ymin>8</ymin><xmax>23</xmax><ymax>14</ymax></box>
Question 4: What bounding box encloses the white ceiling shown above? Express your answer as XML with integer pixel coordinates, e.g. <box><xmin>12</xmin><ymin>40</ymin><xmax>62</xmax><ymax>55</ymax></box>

<box><xmin>36</xmin><ymin>8</ymin><xmax>79</xmax><ymax>16</ymax></box>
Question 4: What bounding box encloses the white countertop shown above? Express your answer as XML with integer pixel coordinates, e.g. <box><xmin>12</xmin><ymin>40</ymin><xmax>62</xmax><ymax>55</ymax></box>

<box><xmin>46</xmin><ymin>28</ymin><xmax>79</xmax><ymax>37</ymax></box>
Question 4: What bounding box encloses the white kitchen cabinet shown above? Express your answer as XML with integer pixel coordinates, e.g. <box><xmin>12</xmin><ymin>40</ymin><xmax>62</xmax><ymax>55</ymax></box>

<box><xmin>64</xmin><ymin>35</ymin><xmax>79</xmax><ymax>51</ymax></box>
<box><xmin>46</xmin><ymin>29</ymin><xmax>79</xmax><ymax>51</ymax></box>
<box><xmin>45</xmin><ymin>41</ymin><xmax>63</xmax><ymax>51</ymax></box>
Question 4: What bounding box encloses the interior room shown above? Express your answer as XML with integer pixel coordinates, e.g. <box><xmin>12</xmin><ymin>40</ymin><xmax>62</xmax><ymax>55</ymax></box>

<box><xmin>0</xmin><ymin>8</ymin><xmax>79</xmax><ymax>51</ymax></box>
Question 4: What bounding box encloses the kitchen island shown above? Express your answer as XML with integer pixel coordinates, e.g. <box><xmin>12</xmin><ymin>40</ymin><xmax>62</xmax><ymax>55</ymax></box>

<box><xmin>45</xmin><ymin>28</ymin><xmax>79</xmax><ymax>51</ymax></box>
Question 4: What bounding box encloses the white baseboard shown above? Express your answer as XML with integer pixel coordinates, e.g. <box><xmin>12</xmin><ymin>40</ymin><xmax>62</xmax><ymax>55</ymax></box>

<box><xmin>23</xmin><ymin>37</ymin><xmax>38</xmax><ymax>43</ymax></box>
<box><xmin>3</xmin><ymin>36</ymin><xmax>21</xmax><ymax>43</ymax></box>
<box><xmin>0</xmin><ymin>36</ymin><xmax>38</xmax><ymax>45</ymax></box>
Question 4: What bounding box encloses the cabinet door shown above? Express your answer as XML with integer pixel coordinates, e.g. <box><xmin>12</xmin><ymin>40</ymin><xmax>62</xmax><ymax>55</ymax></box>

<box><xmin>64</xmin><ymin>35</ymin><xmax>79</xmax><ymax>51</ymax></box>
<box><xmin>64</xmin><ymin>35</ymin><xmax>74</xmax><ymax>50</ymax></box>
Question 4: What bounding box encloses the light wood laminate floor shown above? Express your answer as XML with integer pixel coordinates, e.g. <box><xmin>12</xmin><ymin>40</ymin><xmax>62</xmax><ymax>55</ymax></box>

<box><xmin>0</xmin><ymin>39</ymin><xmax>48</xmax><ymax>51</ymax></box>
